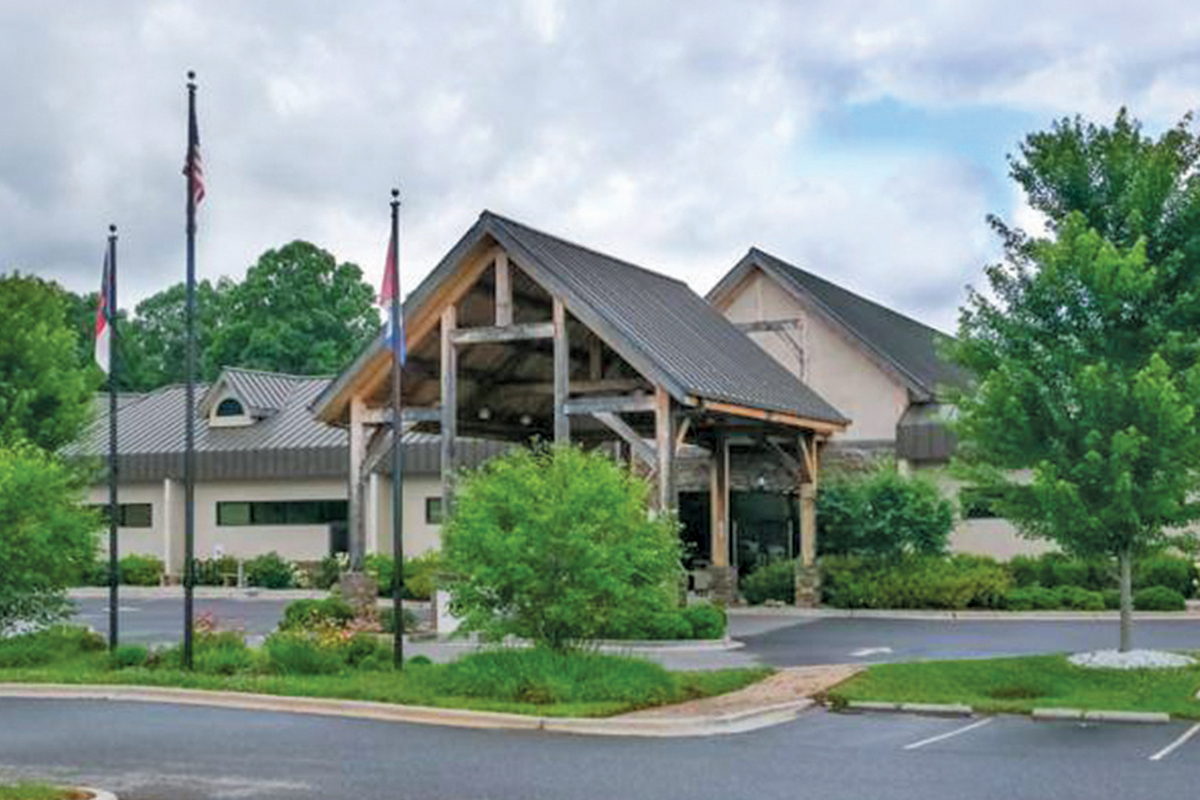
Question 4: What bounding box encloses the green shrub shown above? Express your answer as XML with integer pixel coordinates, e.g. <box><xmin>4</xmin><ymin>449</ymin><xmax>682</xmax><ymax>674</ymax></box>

<box><xmin>1007</xmin><ymin>555</ymin><xmax>1041</xmax><ymax>588</ymax></box>
<box><xmin>741</xmin><ymin>559</ymin><xmax>796</xmax><ymax>605</ymax></box>
<box><xmin>378</xmin><ymin>606</ymin><xmax>419</xmax><ymax>635</ymax></box>
<box><xmin>343</xmin><ymin>633</ymin><xmax>389</xmax><ymax>668</ymax></box>
<box><xmin>108</xmin><ymin>644</ymin><xmax>148</xmax><ymax>669</ymax></box>
<box><xmin>244</xmin><ymin>552</ymin><xmax>295</xmax><ymax>589</ymax></box>
<box><xmin>682</xmin><ymin>603</ymin><xmax>726</xmax><ymax>640</ymax></box>
<box><xmin>1134</xmin><ymin>554</ymin><xmax>1198</xmax><ymax>599</ymax></box>
<box><xmin>0</xmin><ymin>442</ymin><xmax>100</xmax><ymax>630</ymax></box>
<box><xmin>195</xmin><ymin>644</ymin><xmax>256</xmax><ymax>675</ymax></box>
<box><xmin>1054</xmin><ymin>585</ymin><xmax>1105</xmax><ymax>611</ymax></box>
<box><xmin>279</xmin><ymin>597</ymin><xmax>356</xmax><ymax>632</ymax></box>
<box><xmin>822</xmin><ymin>554</ymin><xmax>1010</xmax><ymax>610</ymax></box>
<box><xmin>1005</xmin><ymin>586</ymin><xmax>1060</xmax><ymax>611</ymax></box>
<box><xmin>119</xmin><ymin>553</ymin><xmax>164</xmax><ymax>586</ymax></box>
<box><xmin>1102</xmin><ymin>588</ymin><xmax>1121</xmax><ymax>610</ymax></box>
<box><xmin>312</xmin><ymin>555</ymin><xmax>344</xmax><ymax>591</ymax></box>
<box><xmin>817</xmin><ymin>466</ymin><xmax>954</xmax><ymax>558</ymax></box>
<box><xmin>0</xmin><ymin>626</ymin><xmax>105</xmax><ymax>668</ymax></box>
<box><xmin>264</xmin><ymin>632</ymin><xmax>345</xmax><ymax>675</ymax></box>
<box><xmin>363</xmin><ymin>554</ymin><xmax>395</xmax><ymax>596</ymax></box>
<box><xmin>435</xmin><ymin>647</ymin><xmax>679</xmax><ymax>706</ymax></box>
<box><xmin>407</xmin><ymin>655</ymin><xmax>433</xmax><ymax>667</ymax></box>
<box><xmin>405</xmin><ymin>551</ymin><xmax>441</xmax><ymax>601</ymax></box>
<box><xmin>194</xmin><ymin>555</ymin><xmax>240</xmax><ymax>586</ymax></box>
<box><xmin>442</xmin><ymin>445</ymin><xmax>681</xmax><ymax>651</ymax></box>
<box><xmin>1133</xmin><ymin>585</ymin><xmax>1187</xmax><ymax>611</ymax></box>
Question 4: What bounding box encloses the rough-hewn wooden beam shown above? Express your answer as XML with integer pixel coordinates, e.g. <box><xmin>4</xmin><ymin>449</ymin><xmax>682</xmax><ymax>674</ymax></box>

<box><xmin>449</xmin><ymin>321</ymin><xmax>555</xmax><ymax>345</ymax></box>
<box><xmin>710</xmin><ymin>433</ymin><xmax>729</xmax><ymax>569</ymax></box>
<box><xmin>494</xmin><ymin>251</ymin><xmax>512</xmax><ymax>327</ymax></box>
<box><xmin>701</xmin><ymin>400</ymin><xmax>846</xmax><ymax>435</ymax></box>
<box><xmin>553</xmin><ymin>298</ymin><xmax>569</xmax><ymax>444</ymax></box>
<box><xmin>440</xmin><ymin>305</ymin><xmax>458</xmax><ymax>513</ymax></box>
<box><xmin>361</xmin><ymin>407</ymin><xmax>442</xmax><ymax>425</ymax></box>
<box><xmin>655</xmin><ymin>386</ymin><xmax>674</xmax><ymax>511</ymax></box>
<box><xmin>592</xmin><ymin>411</ymin><xmax>657</xmax><ymax>468</ymax></box>
<box><xmin>563</xmin><ymin>394</ymin><xmax>656</xmax><ymax>416</ymax></box>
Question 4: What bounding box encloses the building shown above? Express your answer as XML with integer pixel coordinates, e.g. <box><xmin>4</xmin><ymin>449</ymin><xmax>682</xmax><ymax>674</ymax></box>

<box><xmin>67</xmin><ymin>366</ymin><xmax>508</xmax><ymax>579</ymax></box>
<box><xmin>707</xmin><ymin>248</ymin><xmax>1051</xmax><ymax>560</ymax></box>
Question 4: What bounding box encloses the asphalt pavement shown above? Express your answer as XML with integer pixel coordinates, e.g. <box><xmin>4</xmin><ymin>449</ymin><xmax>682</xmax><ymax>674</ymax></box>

<box><xmin>3</xmin><ymin>699</ymin><xmax>1200</xmax><ymax>799</ymax></box>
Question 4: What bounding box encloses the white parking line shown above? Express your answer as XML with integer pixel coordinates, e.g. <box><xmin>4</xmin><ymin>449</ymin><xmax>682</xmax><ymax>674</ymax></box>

<box><xmin>1150</xmin><ymin>723</ymin><xmax>1200</xmax><ymax>762</ymax></box>
<box><xmin>903</xmin><ymin>717</ymin><xmax>994</xmax><ymax>751</ymax></box>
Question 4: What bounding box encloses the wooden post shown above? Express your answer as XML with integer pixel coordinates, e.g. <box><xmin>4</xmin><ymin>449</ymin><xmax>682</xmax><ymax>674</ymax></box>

<box><xmin>796</xmin><ymin>433</ymin><xmax>820</xmax><ymax>607</ymax></box>
<box><xmin>588</xmin><ymin>335</ymin><xmax>602</xmax><ymax>381</ymax></box>
<box><xmin>654</xmin><ymin>386</ymin><xmax>674</xmax><ymax>511</ymax></box>
<box><xmin>440</xmin><ymin>305</ymin><xmax>458</xmax><ymax>513</ymax></box>
<box><xmin>708</xmin><ymin>432</ymin><xmax>733</xmax><ymax>603</ymax></box>
<box><xmin>348</xmin><ymin>395</ymin><xmax>366</xmax><ymax>569</ymax></box>
<box><xmin>553</xmin><ymin>298</ymin><xmax>569</xmax><ymax>445</ymax></box>
<box><xmin>495</xmin><ymin>251</ymin><xmax>512</xmax><ymax>327</ymax></box>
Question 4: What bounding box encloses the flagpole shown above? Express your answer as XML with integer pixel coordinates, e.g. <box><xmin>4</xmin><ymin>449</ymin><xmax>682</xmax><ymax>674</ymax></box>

<box><xmin>106</xmin><ymin>224</ymin><xmax>119</xmax><ymax>653</ymax></box>
<box><xmin>389</xmin><ymin>187</ymin><xmax>405</xmax><ymax>669</ymax></box>
<box><xmin>182</xmin><ymin>70</ymin><xmax>198</xmax><ymax>670</ymax></box>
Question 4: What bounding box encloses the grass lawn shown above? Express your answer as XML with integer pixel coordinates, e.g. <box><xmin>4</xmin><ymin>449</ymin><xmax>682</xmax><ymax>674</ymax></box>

<box><xmin>0</xmin><ymin>785</ymin><xmax>72</xmax><ymax>800</ymax></box>
<box><xmin>828</xmin><ymin>654</ymin><xmax>1200</xmax><ymax>718</ymax></box>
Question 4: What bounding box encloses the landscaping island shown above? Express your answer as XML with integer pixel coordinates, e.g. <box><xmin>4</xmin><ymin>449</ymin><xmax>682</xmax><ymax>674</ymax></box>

<box><xmin>0</xmin><ymin>626</ymin><xmax>768</xmax><ymax>719</ymax></box>
<box><xmin>827</xmin><ymin>653</ymin><xmax>1200</xmax><ymax>718</ymax></box>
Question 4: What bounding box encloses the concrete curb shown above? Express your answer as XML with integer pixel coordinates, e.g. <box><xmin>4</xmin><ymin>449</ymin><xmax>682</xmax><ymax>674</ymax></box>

<box><xmin>842</xmin><ymin>701</ymin><xmax>971</xmax><ymax>717</ymax></box>
<box><xmin>1032</xmin><ymin>707</ymin><xmax>1171</xmax><ymax>724</ymax></box>
<box><xmin>0</xmin><ymin>683</ymin><xmax>807</xmax><ymax>738</ymax></box>
<box><xmin>403</xmin><ymin>634</ymin><xmax>743</xmax><ymax>653</ymax></box>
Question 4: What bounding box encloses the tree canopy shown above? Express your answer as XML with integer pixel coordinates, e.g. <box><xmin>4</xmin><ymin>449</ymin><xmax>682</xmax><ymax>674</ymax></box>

<box><xmin>0</xmin><ymin>273</ymin><xmax>96</xmax><ymax>451</ymax></box>
<box><xmin>951</xmin><ymin>110</ymin><xmax>1200</xmax><ymax>651</ymax></box>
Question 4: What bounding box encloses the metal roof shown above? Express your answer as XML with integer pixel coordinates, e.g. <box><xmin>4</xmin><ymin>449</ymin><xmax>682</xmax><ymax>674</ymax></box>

<box><xmin>316</xmin><ymin>212</ymin><xmax>848</xmax><ymax>427</ymax></box>
<box><xmin>67</xmin><ymin>369</ymin><xmax>505</xmax><ymax>482</ymax></box>
<box><xmin>711</xmin><ymin>248</ymin><xmax>970</xmax><ymax>401</ymax></box>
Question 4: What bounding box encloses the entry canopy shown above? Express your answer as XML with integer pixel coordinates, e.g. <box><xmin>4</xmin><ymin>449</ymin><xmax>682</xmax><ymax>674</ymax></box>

<box><xmin>312</xmin><ymin>211</ymin><xmax>848</xmax><ymax>443</ymax></box>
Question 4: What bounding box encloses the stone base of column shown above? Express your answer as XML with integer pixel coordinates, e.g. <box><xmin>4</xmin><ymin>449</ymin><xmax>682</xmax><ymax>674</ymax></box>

<box><xmin>708</xmin><ymin>565</ymin><xmax>737</xmax><ymax>605</ymax></box>
<box><xmin>795</xmin><ymin>564</ymin><xmax>821</xmax><ymax>608</ymax></box>
<box><xmin>337</xmin><ymin>571</ymin><xmax>379</xmax><ymax>618</ymax></box>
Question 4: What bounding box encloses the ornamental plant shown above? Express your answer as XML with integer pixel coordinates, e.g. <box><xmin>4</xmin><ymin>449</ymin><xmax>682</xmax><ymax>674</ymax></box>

<box><xmin>441</xmin><ymin>445</ymin><xmax>682</xmax><ymax>651</ymax></box>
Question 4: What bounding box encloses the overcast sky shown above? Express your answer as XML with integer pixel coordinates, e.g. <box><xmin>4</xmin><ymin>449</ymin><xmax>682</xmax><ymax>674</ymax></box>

<box><xmin>4</xmin><ymin>1</ymin><xmax>1199</xmax><ymax>333</ymax></box>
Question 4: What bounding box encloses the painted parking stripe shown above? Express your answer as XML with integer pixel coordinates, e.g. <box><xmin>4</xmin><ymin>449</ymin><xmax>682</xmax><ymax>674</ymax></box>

<box><xmin>903</xmin><ymin>717</ymin><xmax>994</xmax><ymax>751</ymax></box>
<box><xmin>1150</xmin><ymin>723</ymin><xmax>1200</xmax><ymax>761</ymax></box>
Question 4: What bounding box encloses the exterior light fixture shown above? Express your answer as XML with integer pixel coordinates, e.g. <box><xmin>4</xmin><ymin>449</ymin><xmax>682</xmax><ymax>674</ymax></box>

<box><xmin>519</xmin><ymin>414</ymin><xmax>532</xmax><ymax>426</ymax></box>
<box><xmin>477</xmin><ymin>407</ymin><xmax>491</xmax><ymax>421</ymax></box>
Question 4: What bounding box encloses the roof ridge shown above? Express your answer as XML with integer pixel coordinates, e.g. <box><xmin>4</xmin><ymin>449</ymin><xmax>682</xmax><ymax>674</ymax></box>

<box><xmin>749</xmin><ymin>248</ymin><xmax>954</xmax><ymax>339</ymax></box>
<box><xmin>220</xmin><ymin>365</ymin><xmax>337</xmax><ymax>380</ymax></box>
<box><xmin>482</xmin><ymin>210</ymin><xmax>689</xmax><ymax>288</ymax></box>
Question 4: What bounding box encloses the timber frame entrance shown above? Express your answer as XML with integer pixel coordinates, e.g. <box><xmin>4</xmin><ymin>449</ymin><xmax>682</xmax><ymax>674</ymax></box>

<box><xmin>314</xmin><ymin>212</ymin><xmax>849</xmax><ymax>605</ymax></box>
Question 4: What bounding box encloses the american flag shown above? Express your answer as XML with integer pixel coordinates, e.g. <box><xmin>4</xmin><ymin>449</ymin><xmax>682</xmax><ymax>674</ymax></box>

<box><xmin>379</xmin><ymin>226</ymin><xmax>405</xmax><ymax>365</ymax></box>
<box><xmin>94</xmin><ymin>245</ymin><xmax>113</xmax><ymax>375</ymax></box>
<box><xmin>184</xmin><ymin>93</ymin><xmax>205</xmax><ymax>206</ymax></box>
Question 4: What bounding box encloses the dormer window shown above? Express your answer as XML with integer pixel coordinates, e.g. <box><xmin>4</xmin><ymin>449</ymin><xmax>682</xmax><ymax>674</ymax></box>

<box><xmin>216</xmin><ymin>398</ymin><xmax>245</xmax><ymax>417</ymax></box>
<box><xmin>210</xmin><ymin>395</ymin><xmax>252</xmax><ymax>427</ymax></box>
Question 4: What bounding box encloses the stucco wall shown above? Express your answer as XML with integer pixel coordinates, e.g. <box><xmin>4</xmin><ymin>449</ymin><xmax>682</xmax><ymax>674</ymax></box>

<box><xmin>196</xmin><ymin>478</ymin><xmax>348</xmax><ymax>564</ymax></box>
<box><xmin>372</xmin><ymin>474</ymin><xmax>445</xmax><ymax>557</ymax></box>
<box><xmin>87</xmin><ymin>482</ymin><xmax>164</xmax><ymax>564</ymax></box>
<box><xmin>717</xmin><ymin>269</ymin><xmax>909</xmax><ymax>441</ymax></box>
<box><xmin>919</xmin><ymin>467</ymin><xmax>1058</xmax><ymax>561</ymax></box>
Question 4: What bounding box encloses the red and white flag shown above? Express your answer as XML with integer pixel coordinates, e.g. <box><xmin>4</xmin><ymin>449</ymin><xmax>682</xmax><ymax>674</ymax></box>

<box><xmin>94</xmin><ymin>246</ymin><xmax>113</xmax><ymax>374</ymax></box>
<box><xmin>378</xmin><ymin>227</ymin><xmax>405</xmax><ymax>364</ymax></box>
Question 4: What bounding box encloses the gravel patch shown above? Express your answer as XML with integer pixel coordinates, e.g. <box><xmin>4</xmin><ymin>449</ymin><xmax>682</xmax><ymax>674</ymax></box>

<box><xmin>1069</xmin><ymin>649</ymin><xmax>1197</xmax><ymax>670</ymax></box>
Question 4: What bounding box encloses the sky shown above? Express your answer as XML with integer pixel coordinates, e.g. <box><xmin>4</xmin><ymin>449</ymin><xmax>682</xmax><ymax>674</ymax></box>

<box><xmin>4</xmin><ymin>1</ymin><xmax>1200</xmax><ymax>334</ymax></box>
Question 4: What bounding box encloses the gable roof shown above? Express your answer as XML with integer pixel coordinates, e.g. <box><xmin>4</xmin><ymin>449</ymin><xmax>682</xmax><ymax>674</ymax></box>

<box><xmin>709</xmin><ymin>248</ymin><xmax>969</xmax><ymax>401</ymax></box>
<box><xmin>316</xmin><ymin>212</ymin><xmax>847</xmax><ymax>428</ymax></box>
<box><xmin>67</xmin><ymin>368</ymin><xmax>507</xmax><ymax>481</ymax></box>
<box><xmin>199</xmin><ymin>366</ymin><xmax>321</xmax><ymax>419</ymax></box>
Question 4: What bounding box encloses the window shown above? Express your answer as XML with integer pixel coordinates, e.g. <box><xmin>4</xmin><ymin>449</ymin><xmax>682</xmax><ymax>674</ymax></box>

<box><xmin>216</xmin><ymin>500</ymin><xmax>348</xmax><ymax>526</ymax></box>
<box><xmin>215</xmin><ymin>397</ymin><xmax>245</xmax><ymax>417</ymax></box>
<box><xmin>90</xmin><ymin>503</ymin><xmax>153</xmax><ymax>528</ymax></box>
<box><xmin>425</xmin><ymin>497</ymin><xmax>443</xmax><ymax>525</ymax></box>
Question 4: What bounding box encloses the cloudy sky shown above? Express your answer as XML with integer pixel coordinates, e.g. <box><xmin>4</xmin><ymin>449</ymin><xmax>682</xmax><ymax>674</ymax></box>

<box><xmin>4</xmin><ymin>1</ymin><xmax>1199</xmax><ymax>332</ymax></box>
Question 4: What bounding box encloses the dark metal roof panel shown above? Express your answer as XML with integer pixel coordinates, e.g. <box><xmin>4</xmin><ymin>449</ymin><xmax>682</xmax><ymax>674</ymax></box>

<box><xmin>486</xmin><ymin>214</ymin><xmax>847</xmax><ymax>424</ymax></box>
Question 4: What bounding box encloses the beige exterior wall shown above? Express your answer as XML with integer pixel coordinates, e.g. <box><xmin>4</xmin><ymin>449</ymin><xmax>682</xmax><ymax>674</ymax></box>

<box><xmin>717</xmin><ymin>269</ymin><xmax>909</xmax><ymax>441</ymax></box>
<box><xmin>87</xmin><ymin>482</ymin><xmax>164</xmax><ymax>564</ymax></box>
<box><xmin>919</xmin><ymin>467</ymin><xmax>1057</xmax><ymax>561</ymax></box>
<box><xmin>371</xmin><ymin>474</ymin><xmax>445</xmax><ymax>557</ymax></box>
<box><xmin>89</xmin><ymin>473</ymin><xmax>446</xmax><ymax>577</ymax></box>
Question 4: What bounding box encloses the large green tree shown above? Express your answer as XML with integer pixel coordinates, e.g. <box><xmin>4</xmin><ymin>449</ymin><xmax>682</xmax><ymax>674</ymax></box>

<box><xmin>206</xmin><ymin>241</ymin><xmax>376</xmax><ymax>376</ymax></box>
<box><xmin>125</xmin><ymin>278</ymin><xmax>231</xmax><ymax>388</ymax></box>
<box><xmin>0</xmin><ymin>273</ymin><xmax>97</xmax><ymax>451</ymax></box>
<box><xmin>952</xmin><ymin>111</ymin><xmax>1200</xmax><ymax>651</ymax></box>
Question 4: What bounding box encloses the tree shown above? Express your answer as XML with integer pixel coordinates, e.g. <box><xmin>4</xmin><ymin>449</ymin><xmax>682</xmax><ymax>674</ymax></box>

<box><xmin>442</xmin><ymin>445</ymin><xmax>682</xmax><ymax>651</ymax></box>
<box><xmin>0</xmin><ymin>273</ymin><xmax>97</xmax><ymax>451</ymax></box>
<box><xmin>124</xmin><ymin>278</ymin><xmax>231</xmax><ymax>389</ymax></box>
<box><xmin>206</xmin><ymin>241</ymin><xmax>377</xmax><ymax>376</ymax></box>
<box><xmin>951</xmin><ymin>111</ymin><xmax>1200</xmax><ymax>651</ymax></box>
<box><xmin>817</xmin><ymin>466</ymin><xmax>954</xmax><ymax>558</ymax></box>
<box><xmin>0</xmin><ymin>440</ymin><xmax>99</xmax><ymax>632</ymax></box>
